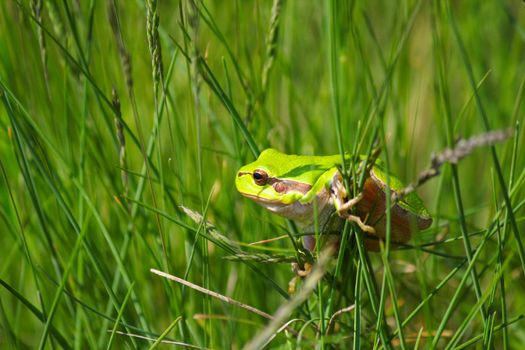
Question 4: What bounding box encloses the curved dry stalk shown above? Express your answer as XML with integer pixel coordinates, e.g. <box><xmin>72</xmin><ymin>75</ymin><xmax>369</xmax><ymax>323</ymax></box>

<box><xmin>325</xmin><ymin>305</ymin><xmax>356</xmax><ymax>335</ymax></box>
<box><xmin>150</xmin><ymin>269</ymin><xmax>273</xmax><ymax>321</ymax></box>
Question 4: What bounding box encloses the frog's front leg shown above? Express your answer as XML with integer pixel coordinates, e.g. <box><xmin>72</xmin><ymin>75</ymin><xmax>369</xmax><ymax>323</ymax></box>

<box><xmin>331</xmin><ymin>173</ymin><xmax>376</xmax><ymax>234</ymax></box>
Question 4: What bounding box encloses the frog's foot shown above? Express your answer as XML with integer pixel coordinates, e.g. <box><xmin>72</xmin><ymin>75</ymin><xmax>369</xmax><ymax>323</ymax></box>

<box><xmin>288</xmin><ymin>276</ymin><xmax>299</xmax><ymax>294</ymax></box>
<box><xmin>291</xmin><ymin>261</ymin><xmax>312</xmax><ymax>277</ymax></box>
<box><xmin>341</xmin><ymin>211</ymin><xmax>376</xmax><ymax>234</ymax></box>
<box><xmin>337</xmin><ymin>192</ymin><xmax>365</xmax><ymax>212</ymax></box>
<box><xmin>331</xmin><ymin>176</ymin><xmax>376</xmax><ymax>234</ymax></box>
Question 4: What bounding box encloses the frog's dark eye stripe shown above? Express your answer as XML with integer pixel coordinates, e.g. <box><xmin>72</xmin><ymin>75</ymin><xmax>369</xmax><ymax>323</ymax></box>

<box><xmin>253</xmin><ymin>169</ymin><xmax>268</xmax><ymax>186</ymax></box>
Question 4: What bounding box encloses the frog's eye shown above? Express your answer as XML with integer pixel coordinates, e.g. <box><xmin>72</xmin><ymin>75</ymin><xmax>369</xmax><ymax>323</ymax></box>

<box><xmin>253</xmin><ymin>169</ymin><xmax>268</xmax><ymax>186</ymax></box>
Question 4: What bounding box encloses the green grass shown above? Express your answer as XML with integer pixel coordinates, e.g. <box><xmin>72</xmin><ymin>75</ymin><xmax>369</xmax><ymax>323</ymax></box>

<box><xmin>1</xmin><ymin>0</ymin><xmax>525</xmax><ymax>348</ymax></box>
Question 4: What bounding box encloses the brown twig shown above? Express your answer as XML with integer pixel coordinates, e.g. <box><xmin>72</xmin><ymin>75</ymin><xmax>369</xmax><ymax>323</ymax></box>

<box><xmin>151</xmin><ymin>269</ymin><xmax>273</xmax><ymax>320</ymax></box>
<box><xmin>392</xmin><ymin>128</ymin><xmax>514</xmax><ymax>202</ymax></box>
<box><xmin>325</xmin><ymin>305</ymin><xmax>356</xmax><ymax>335</ymax></box>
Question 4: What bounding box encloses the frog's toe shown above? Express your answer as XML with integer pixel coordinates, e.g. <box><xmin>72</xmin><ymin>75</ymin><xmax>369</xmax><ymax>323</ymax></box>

<box><xmin>291</xmin><ymin>262</ymin><xmax>313</xmax><ymax>277</ymax></box>
<box><xmin>345</xmin><ymin>214</ymin><xmax>376</xmax><ymax>234</ymax></box>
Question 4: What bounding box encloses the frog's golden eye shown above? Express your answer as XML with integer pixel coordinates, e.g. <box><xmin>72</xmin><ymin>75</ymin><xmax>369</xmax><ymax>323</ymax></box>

<box><xmin>253</xmin><ymin>169</ymin><xmax>268</xmax><ymax>186</ymax></box>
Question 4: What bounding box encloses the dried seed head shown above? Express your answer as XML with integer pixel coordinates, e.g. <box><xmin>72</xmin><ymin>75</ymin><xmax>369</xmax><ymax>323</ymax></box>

<box><xmin>112</xmin><ymin>88</ymin><xmax>128</xmax><ymax>200</ymax></box>
<box><xmin>261</xmin><ymin>0</ymin><xmax>283</xmax><ymax>100</ymax></box>
<box><xmin>146</xmin><ymin>0</ymin><xmax>164</xmax><ymax>100</ymax></box>
<box><xmin>392</xmin><ymin>128</ymin><xmax>514</xmax><ymax>202</ymax></box>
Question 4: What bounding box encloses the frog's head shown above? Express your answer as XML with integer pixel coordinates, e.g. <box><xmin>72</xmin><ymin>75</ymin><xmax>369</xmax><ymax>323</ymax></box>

<box><xmin>236</xmin><ymin>149</ymin><xmax>343</xmax><ymax>223</ymax></box>
<box><xmin>235</xmin><ymin>149</ymin><xmax>312</xmax><ymax>208</ymax></box>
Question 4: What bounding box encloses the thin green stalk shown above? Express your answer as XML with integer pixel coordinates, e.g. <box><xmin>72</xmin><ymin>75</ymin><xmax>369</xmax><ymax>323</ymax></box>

<box><xmin>445</xmin><ymin>253</ymin><xmax>514</xmax><ymax>349</ymax></box>
<box><xmin>0</xmin><ymin>158</ymin><xmax>49</xmax><ymax>341</ymax></box>
<box><xmin>380</xmin><ymin>256</ymin><xmax>406</xmax><ymax>350</ymax></box>
<box><xmin>326</xmin><ymin>0</ymin><xmax>345</xmax><ymax>170</ymax></box>
<box><xmin>499</xmin><ymin>124</ymin><xmax>521</xmax><ymax>350</ymax></box>
<box><xmin>0</xmin><ymin>297</ymin><xmax>17</xmax><ymax>348</ymax></box>
<box><xmin>198</xmin><ymin>58</ymin><xmax>260</xmax><ymax>158</ymax></box>
<box><xmin>3</xmin><ymin>98</ymin><xmax>56</xmax><ymax>327</ymax></box>
<box><xmin>376</xmin><ymin>117</ymin><xmax>407</xmax><ymax>349</ymax></box>
<box><xmin>434</xmin><ymin>0</ymin><xmax>487</xmax><ymax>330</ymax></box>
<box><xmin>38</xmin><ymin>214</ymin><xmax>91</xmax><ymax>350</ymax></box>
<box><xmin>324</xmin><ymin>121</ymin><xmax>363</xmax><ymax>320</ymax></box>
<box><xmin>449</xmin><ymin>165</ymin><xmax>487</xmax><ymax>319</ymax></box>
<box><xmin>490</xmin><ymin>170</ymin><xmax>505</xmax><ymax>350</ymax></box>
<box><xmin>0</xmin><ymin>279</ymin><xmax>70</xmax><ymax>349</ymax></box>
<box><xmin>353</xmin><ymin>261</ymin><xmax>362</xmax><ymax>349</ymax></box>
<box><xmin>107</xmin><ymin>282</ymin><xmax>136</xmax><ymax>350</ymax></box>
<box><xmin>454</xmin><ymin>315</ymin><xmax>525</xmax><ymax>350</ymax></box>
<box><xmin>388</xmin><ymin>258</ymin><xmax>468</xmax><ymax>341</ymax></box>
<box><xmin>186</xmin><ymin>1</ymin><xmax>213</xmax><ymax>345</ymax></box>
<box><xmin>313</xmin><ymin>201</ymin><xmax>325</xmax><ymax>348</ymax></box>
<box><xmin>447</xmin><ymin>1</ymin><xmax>525</xmax><ymax>279</ymax></box>
<box><xmin>1</xmin><ymin>84</ymin><xmax>145</xmax><ymax>341</ymax></box>
<box><xmin>148</xmin><ymin>317</ymin><xmax>183</xmax><ymax>349</ymax></box>
<box><xmin>430</xmin><ymin>223</ymin><xmax>495</xmax><ymax>347</ymax></box>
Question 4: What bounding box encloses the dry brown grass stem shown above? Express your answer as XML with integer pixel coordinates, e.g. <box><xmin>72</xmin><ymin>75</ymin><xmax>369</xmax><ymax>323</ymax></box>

<box><xmin>150</xmin><ymin>268</ymin><xmax>274</xmax><ymax>321</ymax></box>
<box><xmin>393</xmin><ymin>128</ymin><xmax>514</xmax><ymax>202</ymax></box>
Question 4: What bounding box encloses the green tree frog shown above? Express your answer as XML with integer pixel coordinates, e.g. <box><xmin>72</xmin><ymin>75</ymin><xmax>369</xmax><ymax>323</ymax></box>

<box><xmin>235</xmin><ymin>149</ymin><xmax>432</xmax><ymax>251</ymax></box>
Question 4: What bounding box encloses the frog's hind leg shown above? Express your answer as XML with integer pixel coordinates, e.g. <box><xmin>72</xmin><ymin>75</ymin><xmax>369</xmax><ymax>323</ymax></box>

<box><xmin>331</xmin><ymin>173</ymin><xmax>376</xmax><ymax>234</ymax></box>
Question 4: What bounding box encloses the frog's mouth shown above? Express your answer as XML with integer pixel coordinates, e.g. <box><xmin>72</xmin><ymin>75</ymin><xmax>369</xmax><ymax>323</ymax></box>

<box><xmin>238</xmin><ymin>191</ymin><xmax>287</xmax><ymax>206</ymax></box>
<box><xmin>240</xmin><ymin>190</ymin><xmax>327</xmax><ymax>224</ymax></box>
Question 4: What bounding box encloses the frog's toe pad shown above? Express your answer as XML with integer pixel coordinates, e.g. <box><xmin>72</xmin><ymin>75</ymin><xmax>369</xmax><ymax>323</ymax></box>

<box><xmin>291</xmin><ymin>262</ymin><xmax>313</xmax><ymax>277</ymax></box>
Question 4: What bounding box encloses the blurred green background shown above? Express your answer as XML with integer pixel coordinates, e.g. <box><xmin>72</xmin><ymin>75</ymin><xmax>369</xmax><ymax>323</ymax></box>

<box><xmin>1</xmin><ymin>0</ymin><xmax>524</xmax><ymax>348</ymax></box>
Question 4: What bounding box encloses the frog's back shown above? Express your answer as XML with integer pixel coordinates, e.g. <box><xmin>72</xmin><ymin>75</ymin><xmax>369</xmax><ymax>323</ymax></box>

<box><xmin>257</xmin><ymin>149</ymin><xmax>343</xmax><ymax>183</ymax></box>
